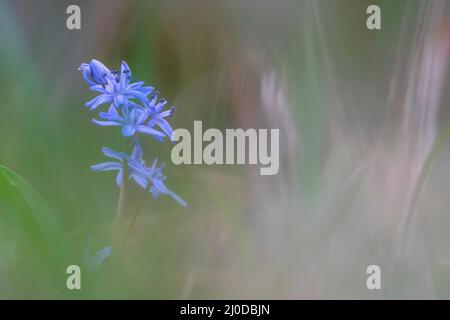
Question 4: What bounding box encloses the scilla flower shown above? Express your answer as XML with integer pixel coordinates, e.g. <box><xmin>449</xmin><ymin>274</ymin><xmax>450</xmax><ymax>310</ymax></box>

<box><xmin>83</xmin><ymin>236</ymin><xmax>112</xmax><ymax>272</ymax></box>
<box><xmin>90</xmin><ymin>140</ymin><xmax>147</xmax><ymax>187</ymax></box>
<box><xmin>90</xmin><ymin>147</ymin><xmax>128</xmax><ymax>186</ymax></box>
<box><xmin>145</xmin><ymin>94</ymin><xmax>176</xmax><ymax>141</ymax></box>
<box><xmin>79</xmin><ymin>59</ymin><xmax>113</xmax><ymax>86</ymax></box>
<box><xmin>93</xmin><ymin>104</ymin><xmax>165</xmax><ymax>139</ymax></box>
<box><xmin>91</xmin><ymin>140</ymin><xmax>187</xmax><ymax>207</ymax></box>
<box><xmin>128</xmin><ymin>158</ymin><xmax>188</xmax><ymax>207</ymax></box>
<box><xmin>81</xmin><ymin>58</ymin><xmax>186</xmax><ymax>235</ymax></box>
<box><xmin>80</xmin><ymin>60</ymin><xmax>154</xmax><ymax>110</ymax></box>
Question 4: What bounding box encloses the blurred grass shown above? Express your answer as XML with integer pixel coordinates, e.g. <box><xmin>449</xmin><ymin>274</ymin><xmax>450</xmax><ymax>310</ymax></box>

<box><xmin>0</xmin><ymin>165</ymin><xmax>70</xmax><ymax>298</ymax></box>
<box><xmin>0</xmin><ymin>0</ymin><xmax>449</xmax><ymax>299</ymax></box>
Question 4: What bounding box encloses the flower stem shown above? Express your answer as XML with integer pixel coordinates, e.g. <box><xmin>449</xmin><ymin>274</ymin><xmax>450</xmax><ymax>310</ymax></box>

<box><xmin>115</xmin><ymin>163</ymin><xmax>127</xmax><ymax>224</ymax></box>
<box><xmin>114</xmin><ymin>138</ymin><xmax>133</xmax><ymax>229</ymax></box>
<box><xmin>123</xmin><ymin>188</ymin><xmax>147</xmax><ymax>243</ymax></box>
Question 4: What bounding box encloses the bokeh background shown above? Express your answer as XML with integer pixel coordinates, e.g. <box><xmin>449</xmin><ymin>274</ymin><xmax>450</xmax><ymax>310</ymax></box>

<box><xmin>1</xmin><ymin>0</ymin><xmax>450</xmax><ymax>299</ymax></box>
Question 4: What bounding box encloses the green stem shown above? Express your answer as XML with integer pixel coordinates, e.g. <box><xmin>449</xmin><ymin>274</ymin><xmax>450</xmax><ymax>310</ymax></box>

<box><xmin>114</xmin><ymin>162</ymin><xmax>127</xmax><ymax>225</ymax></box>
<box><xmin>114</xmin><ymin>138</ymin><xmax>133</xmax><ymax>227</ymax></box>
<box><xmin>123</xmin><ymin>187</ymin><xmax>148</xmax><ymax>243</ymax></box>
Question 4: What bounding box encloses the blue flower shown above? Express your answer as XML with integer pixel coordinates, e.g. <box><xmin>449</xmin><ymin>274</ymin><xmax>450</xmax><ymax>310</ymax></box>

<box><xmin>79</xmin><ymin>59</ymin><xmax>113</xmax><ymax>86</ymax></box>
<box><xmin>91</xmin><ymin>140</ymin><xmax>187</xmax><ymax>207</ymax></box>
<box><xmin>128</xmin><ymin>157</ymin><xmax>188</xmax><ymax>207</ymax></box>
<box><xmin>93</xmin><ymin>103</ymin><xmax>166</xmax><ymax>139</ymax></box>
<box><xmin>82</xmin><ymin>59</ymin><xmax>187</xmax><ymax>209</ymax></box>
<box><xmin>90</xmin><ymin>142</ymin><xmax>147</xmax><ymax>187</ymax></box>
<box><xmin>83</xmin><ymin>236</ymin><xmax>112</xmax><ymax>272</ymax></box>
<box><xmin>145</xmin><ymin>94</ymin><xmax>176</xmax><ymax>141</ymax></box>
<box><xmin>126</xmin><ymin>139</ymin><xmax>149</xmax><ymax>188</ymax></box>
<box><xmin>80</xmin><ymin>60</ymin><xmax>154</xmax><ymax>110</ymax></box>
<box><xmin>90</xmin><ymin>147</ymin><xmax>127</xmax><ymax>186</ymax></box>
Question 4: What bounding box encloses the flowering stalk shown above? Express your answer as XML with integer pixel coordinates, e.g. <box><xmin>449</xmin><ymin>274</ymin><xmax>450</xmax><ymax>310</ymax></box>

<box><xmin>115</xmin><ymin>153</ymin><xmax>127</xmax><ymax>223</ymax></box>
<box><xmin>123</xmin><ymin>187</ymin><xmax>148</xmax><ymax>243</ymax></box>
<box><xmin>114</xmin><ymin>137</ymin><xmax>133</xmax><ymax>226</ymax></box>
<box><xmin>79</xmin><ymin>59</ymin><xmax>187</xmax><ymax>244</ymax></box>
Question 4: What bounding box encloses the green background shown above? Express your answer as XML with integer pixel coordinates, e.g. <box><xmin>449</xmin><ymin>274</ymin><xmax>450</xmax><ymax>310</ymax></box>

<box><xmin>0</xmin><ymin>0</ymin><xmax>450</xmax><ymax>299</ymax></box>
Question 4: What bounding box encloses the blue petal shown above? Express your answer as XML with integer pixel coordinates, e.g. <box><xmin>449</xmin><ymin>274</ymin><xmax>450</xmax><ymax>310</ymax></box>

<box><xmin>135</xmin><ymin>112</ymin><xmax>148</xmax><ymax>128</ymax></box>
<box><xmin>108</xmin><ymin>104</ymin><xmax>118</xmax><ymax>114</ymax></box>
<box><xmin>158</xmin><ymin>107</ymin><xmax>175</xmax><ymax>118</ymax></box>
<box><xmin>93</xmin><ymin>246</ymin><xmax>112</xmax><ymax>265</ymax></box>
<box><xmin>153</xmin><ymin>118</ymin><xmax>174</xmax><ymax>141</ymax></box>
<box><xmin>86</xmin><ymin>94</ymin><xmax>113</xmax><ymax>110</ymax></box>
<box><xmin>150</xmin><ymin>159</ymin><xmax>159</xmax><ymax>168</ymax></box>
<box><xmin>120</xmin><ymin>61</ymin><xmax>132</xmax><ymax>89</ymax></box>
<box><xmin>138</xmin><ymin>86</ymin><xmax>155</xmax><ymax>96</ymax></box>
<box><xmin>128</xmin><ymin>161</ymin><xmax>151</xmax><ymax>178</ymax></box>
<box><xmin>83</xmin><ymin>237</ymin><xmax>113</xmax><ymax>272</ymax></box>
<box><xmin>126</xmin><ymin>81</ymin><xmax>145</xmax><ymax>90</ymax></box>
<box><xmin>167</xmin><ymin>190</ymin><xmax>188</xmax><ymax>207</ymax></box>
<box><xmin>80</xmin><ymin>63</ymin><xmax>96</xmax><ymax>86</ymax></box>
<box><xmin>102</xmin><ymin>147</ymin><xmax>126</xmax><ymax>161</ymax></box>
<box><xmin>89</xmin><ymin>85</ymin><xmax>108</xmax><ymax>93</ymax></box>
<box><xmin>98</xmin><ymin>111</ymin><xmax>122</xmax><ymax>122</ymax></box>
<box><xmin>84</xmin><ymin>243</ymin><xmax>112</xmax><ymax>272</ymax></box>
<box><xmin>90</xmin><ymin>59</ymin><xmax>112</xmax><ymax>84</ymax></box>
<box><xmin>150</xmin><ymin>185</ymin><xmax>162</xmax><ymax>198</ymax></box>
<box><xmin>91</xmin><ymin>162</ymin><xmax>122</xmax><ymax>171</ymax></box>
<box><xmin>154</xmin><ymin>99</ymin><xmax>167</xmax><ymax>113</ymax></box>
<box><xmin>137</xmin><ymin>125</ymin><xmax>165</xmax><ymax>138</ymax></box>
<box><xmin>113</xmin><ymin>94</ymin><xmax>127</xmax><ymax>108</ymax></box>
<box><xmin>126</xmin><ymin>90</ymin><xmax>150</xmax><ymax>106</ymax></box>
<box><xmin>130</xmin><ymin>173</ymin><xmax>148</xmax><ymax>189</ymax></box>
<box><xmin>152</xmin><ymin>135</ymin><xmax>165</xmax><ymax>143</ymax></box>
<box><xmin>92</xmin><ymin>119</ymin><xmax>121</xmax><ymax>127</ymax></box>
<box><xmin>116</xmin><ymin>168</ymin><xmax>124</xmax><ymax>187</ymax></box>
<box><xmin>122</xmin><ymin>125</ymin><xmax>136</xmax><ymax>137</ymax></box>
<box><xmin>148</xmin><ymin>94</ymin><xmax>158</xmax><ymax>108</ymax></box>
<box><xmin>126</xmin><ymin>82</ymin><xmax>155</xmax><ymax>96</ymax></box>
<box><xmin>152</xmin><ymin>179</ymin><xmax>188</xmax><ymax>207</ymax></box>
<box><xmin>152</xmin><ymin>179</ymin><xmax>170</xmax><ymax>194</ymax></box>
<box><xmin>127</xmin><ymin>101</ymin><xmax>145</xmax><ymax>111</ymax></box>
<box><xmin>130</xmin><ymin>139</ymin><xmax>143</xmax><ymax>160</ymax></box>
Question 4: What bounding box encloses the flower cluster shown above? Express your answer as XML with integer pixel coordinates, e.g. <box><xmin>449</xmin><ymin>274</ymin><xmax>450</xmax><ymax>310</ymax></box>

<box><xmin>80</xmin><ymin>59</ymin><xmax>187</xmax><ymax>207</ymax></box>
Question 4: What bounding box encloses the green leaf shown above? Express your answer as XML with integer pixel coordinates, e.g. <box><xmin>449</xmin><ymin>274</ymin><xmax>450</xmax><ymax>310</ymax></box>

<box><xmin>0</xmin><ymin>164</ymin><xmax>70</xmax><ymax>271</ymax></box>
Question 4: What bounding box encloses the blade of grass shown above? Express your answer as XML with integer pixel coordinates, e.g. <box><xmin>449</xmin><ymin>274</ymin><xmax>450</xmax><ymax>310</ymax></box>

<box><xmin>400</xmin><ymin>122</ymin><xmax>450</xmax><ymax>252</ymax></box>
<box><xmin>0</xmin><ymin>164</ymin><xmax>70</xmax><ymax>271</ymax></box>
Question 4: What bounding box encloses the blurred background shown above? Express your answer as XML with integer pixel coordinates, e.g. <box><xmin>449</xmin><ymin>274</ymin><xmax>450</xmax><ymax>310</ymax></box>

<box><xmin>1</xmin><ymin>0</ymin><xmax>450</xmax><ymax>299</ymax></box>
